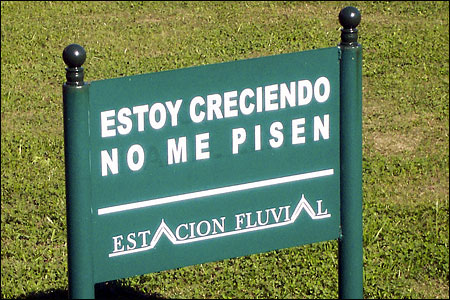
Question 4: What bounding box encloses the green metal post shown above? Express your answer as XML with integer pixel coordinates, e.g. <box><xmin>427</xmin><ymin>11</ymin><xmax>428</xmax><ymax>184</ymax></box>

<box><xmin>63</xmin><ymin>44</ymin><xmax>95</xmax><ymax>299</ymax></box>
<box><xmin>338</xmin><ymin>7</ymin><xmax>363</xmax><ymax>299</ymax></box>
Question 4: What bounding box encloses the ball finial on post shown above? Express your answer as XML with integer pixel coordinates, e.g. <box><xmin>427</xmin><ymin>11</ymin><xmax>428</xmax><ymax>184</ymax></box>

<box><xmin>63</xmin><ymin>44</ymin><xmax>86</xmax><ymax>86</ymax></box>
<box><xmin>339</xmin><ymin>6</ymin><xmax>361</xmax><ymax>46</ymax></box>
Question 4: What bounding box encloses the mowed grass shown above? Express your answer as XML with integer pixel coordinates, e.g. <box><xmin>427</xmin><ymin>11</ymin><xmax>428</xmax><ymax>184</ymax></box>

<box><xmin>1</xmin><ymin>1</ymin><xmax>448</xmax><ymax>299</ymax></box>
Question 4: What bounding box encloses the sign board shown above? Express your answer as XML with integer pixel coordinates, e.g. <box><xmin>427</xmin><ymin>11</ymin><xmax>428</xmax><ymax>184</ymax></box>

<box><xmin>63</xmin><ymin>6</ymin><xmax>363</xmax><ymax>299</ymax></box>
<box><xmin>89</xmin><ymin>47</ymin><xmax>340</xmax><ymax>282</ymax></box>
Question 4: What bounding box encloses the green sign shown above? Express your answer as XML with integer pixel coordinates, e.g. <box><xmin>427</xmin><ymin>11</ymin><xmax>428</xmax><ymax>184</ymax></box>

<box><xmin>63</xmin><ymin>6</ymin><xmax>363</xmax><ymax>299</ymax></box>
<box><xmin>89</xmin><ymin>47</ymin><xmax>340</xmax><ymax>282</ymax></box>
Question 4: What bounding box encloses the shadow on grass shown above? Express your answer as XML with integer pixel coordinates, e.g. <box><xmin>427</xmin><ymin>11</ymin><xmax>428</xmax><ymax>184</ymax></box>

<box><xmin>15</xmin><ymin>281</ymin><xmax>165</xmax><ymax>300</ymax></box>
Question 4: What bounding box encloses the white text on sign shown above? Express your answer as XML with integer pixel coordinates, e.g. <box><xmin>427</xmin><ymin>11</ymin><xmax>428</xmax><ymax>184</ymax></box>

<box><xmin>99</xmin><ymin>77</ymin><xmax>332</xmax><ymax>176</ymax></box>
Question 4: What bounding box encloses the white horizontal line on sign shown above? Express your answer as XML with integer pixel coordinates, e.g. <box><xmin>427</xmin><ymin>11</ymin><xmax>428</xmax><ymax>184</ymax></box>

<box><xmin>97</xmin><ymin>168</ymin><xmax>334</xmax><ymax>216</ymax></box>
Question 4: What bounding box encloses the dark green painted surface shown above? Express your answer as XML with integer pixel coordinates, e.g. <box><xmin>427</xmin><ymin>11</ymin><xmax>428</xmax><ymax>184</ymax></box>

<box><xmin>63</xmin><ymin>83</ymin><xmax>95</xmax><ymax>298</ymax></box>
<box><xmin>83</xmin><ymin>47</ymin><xmax>340</xmax><ymax>283</ymax></box>
<box><xmin>338</xmin><ymin>43</ymin><xmax>363</xmax><ymax>299</ymax></box>
<box><xmin>338</xmin><ymin>6</ymin><xmax>364</xmax><ymax>299</ymax></box>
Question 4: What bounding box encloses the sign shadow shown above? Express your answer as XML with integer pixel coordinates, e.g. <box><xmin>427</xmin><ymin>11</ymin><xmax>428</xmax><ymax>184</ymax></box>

<box><xmin>14</xmin><ymin>281</ymin><xmax>164</xmax><ymax>300</ymax></box>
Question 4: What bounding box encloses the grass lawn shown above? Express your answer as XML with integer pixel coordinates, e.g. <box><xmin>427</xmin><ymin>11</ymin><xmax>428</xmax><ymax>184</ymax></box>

<box><xmin>1</xmin><ymin>1</ymin><xmax>448</xmax><ymax>299</ymax></box>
